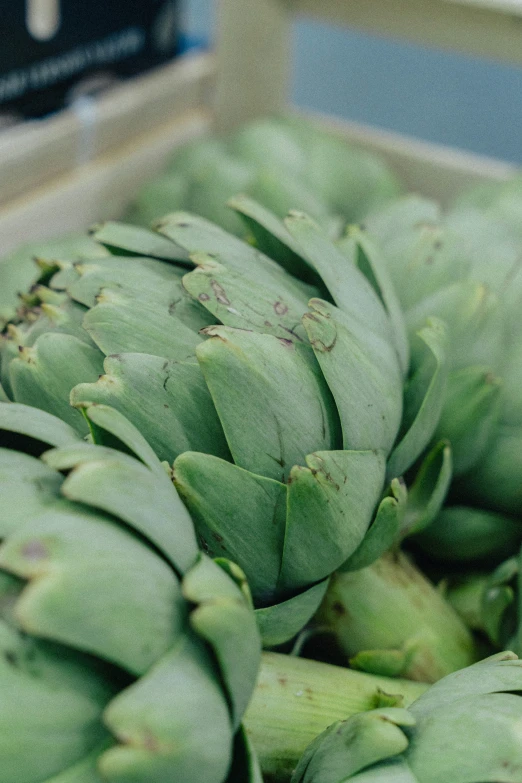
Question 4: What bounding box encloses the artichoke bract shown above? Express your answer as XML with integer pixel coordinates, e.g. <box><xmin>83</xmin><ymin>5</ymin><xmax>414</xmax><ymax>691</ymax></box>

<box><xmin>476</xmin><ymin>546</ymin><xmax>522</xmax><ymax>655</ymax></box>
<box><xmin>0</xmin><ymin>401</ymin><xmax>261</xmax><ymax>783</ymax></box>
<box><xmin>0</xmin><ymin>201</ymin><xmax>472</xmax><ymax>665</ymax></box>
<box><xmin>291</xmin><ymin>652</ymin><xmax>522</xmax><ymax>783</ymax></box>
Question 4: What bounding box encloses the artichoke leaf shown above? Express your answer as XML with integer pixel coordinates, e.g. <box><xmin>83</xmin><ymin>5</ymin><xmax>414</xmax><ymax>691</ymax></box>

<box><xmin>407</xmin><ymin>692</ymin><xmax>522</xmax><ymax>783</ymax></box>
<box><xmin>434</xmin><ymin>365</ymin><xmax>501</xmax><ymax>475</ymax></box>
<box><xmin>303</xmin><ymin>299</ymin><xmax>403</xmax><ymax>456</ymax></box>
<box><xmin>228</xmin><ymin>193</ymin><xmax>321</xmax><ymax>283</ymax></box>
<box><xmin>482</xmin><ymin>584</ymin><xmax>515</xmax><ymax>646</ymax></box>
<box><xmin>8</xmin><ymin>333</ymin><xmax>104</xmax><ymax>434</ymax></box>
<box><xmin>68</xmin><ymin>258</ymin><xmax>214</xmax><ymax>333</ymax></box>
<box><xmin>0</xmin><ymin>448</ymin><xmax>64</xmax><ymax>537</ymax></box>
<box><xmin>415</xmin><ymin>506</ymin><xmax>522</xmax><ymax>564</ymax></box>
<box><xmin>279</xmin><ymin>450</ymin><xmax>386</xmax><ymax>590</ymax></box>
<box><xmin>42</xmin><ymin>742</ymin><xmax>110</xmax><ymax>783</ymax></box>
<box><xmin>174</xmin><ymin>452</ymin><xmax>286</xmax><ymax>605</ymax></box>
<box><xmin>196</xmin><ymin>326</ymin><xmax>340</xmax><ymax>482</ymax></box>
<box><xmin>49</xmin><ymin>261</ymin><xmax>82</xmax><ymax>291</ymax></box>
<box><xmin>183</xmin><ymin>555</ymin><xmax>262</xmax><ymax>730</ymax></box>
<box><xmin>100</xmin><ymin>633</ymin><xmax>234</xmax><ymax>783</ymax></box>
<box><xmin>0</xmin><ymin>618</ymin><xmax>112</xmax><ymax>783</ymax></box>
<box><xmin>82</xmin><ymin>287</ymin><xmax>202</xmax><ymax>361</ymax></box>
<box><xmin>66</xmin><ymin>255</ymin><xmax>185</xmax><ymax>308</ymax></box>
<box><xmin>79</xmin><ymin>403</ymin><xmax>168</xmax><ymax>478</ymax></box>
<box><xmin>291</xmin><ymin>708</ymin><xmax>413</xmax><ymax>783</ymax></box>
<box><xmin>387</xmin><ymin>318</ymin><xmax>448</xmax><ymax>480</ymax></box>
<box><xmin>285</xmin><ymin>211</ymin><xmax>392</xmax><ymax>344</ymax></box>
<box><xmin>0</xmin><ymin>401</ymin><xmax>81</xmax><ymax>448</ymax></box>
<box><xmin>56</xmin><ymin>454</ymin><xmax>199</xmax><ymax>575</ymax></box>
<box><xmin>340</xmin><ymin>479</ymin><xmax>406</xmax><ymax>573</ymax></box>
<box><xmin>154</xmin><ymin>211</ymin><xmax>313</xmax><ymax>304</ymax></box>
<box><xmin>401</xmin><ymin>441</ymin><xmax>452</xmax><ymax>538</ymax></box>
<box><xmin>92</xmin><ymin>221</ymin><xmax>189</xmax><ymax>263</ymax></box>
<box><xmin>405</xmin><ymin>281</ymin><xmax>504</xmax><ymax>372</ymax></box>
<box><xmin>338</xmin><ymin>226</ymin><xmax>409</xmax><ymax>376</ymax></box>
<box><xmin>458</xmin><ymin>424</ymin><xmax>522</xmax><ymax>515</ymax></box>
<box><xmin>409</xmin><ymin>651</ymin><xmax>522</xmax><ymax>717</ymax></box>
<box><xmin>0</xmin><ymin>504</ymin><xmax>187</xmax><ymax>675</ymax></box>
<box><xmin>255</xmin><ymin>579</ymin><xmax>330</xmax><ymax>648</ymax></box>
<box><xmin>72</xmin><ymin>354</ymin><xmax>231</xmax><ymax>464</ymax></box>
<box><xmin>182</xmin><ymin>254</ymin><xmax>308</xmax><ymax>341</ymax></box>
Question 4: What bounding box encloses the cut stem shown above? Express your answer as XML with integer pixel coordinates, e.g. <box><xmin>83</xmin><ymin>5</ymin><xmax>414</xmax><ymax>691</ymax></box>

<box><xmin>316</xmin><ymin>550</ymin><xmax>477</xmax><ymax>682</ymax></box>
<box><xmin>244</xmin><ymin>651</ymin><xmax>427</xmax><ymax>782</ymax></box>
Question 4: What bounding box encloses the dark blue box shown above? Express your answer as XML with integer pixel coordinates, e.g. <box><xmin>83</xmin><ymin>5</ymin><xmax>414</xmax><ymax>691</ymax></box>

<box><xmin>0</xmin><ymin>1</ymin><xmax>180</xmax><ymax>116</ymax></box>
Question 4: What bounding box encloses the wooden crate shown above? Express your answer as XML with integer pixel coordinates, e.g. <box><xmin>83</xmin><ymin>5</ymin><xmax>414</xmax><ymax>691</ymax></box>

<box><xmin>1</xmin><ymin>0</ymin><xmax>521</xmax><ymax>256</ymax></box>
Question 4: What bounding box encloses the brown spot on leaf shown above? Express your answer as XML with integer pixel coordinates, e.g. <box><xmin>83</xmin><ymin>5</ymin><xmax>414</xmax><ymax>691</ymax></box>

<box><xmin>310</xmin><ymin>334</ymin><xmax>337</xmax><ymax>353</ymax></box>
<box><xmin>199</xmin><ymin>293</ymin><xmax>210</xmax><ymax>302</ymax></box>
<box><xmin>278</xmin><ymin>338</ymin><xmax>294</xmax><ymax>348</ymax></box>
<box><xmin>142</xmin><ymin>731</ymin><xmax>159</xmax><ymax>752</ymax></box>
<box><xmin>210</xmin><ymin>280</ymin><xmax>230</xmax><ymax>306</ymax></box>
<box><xmin>22</xmin><ymin>540</ymin><xmax>49</xmax><ymax>561</ymax></box>
<box><xmin>332</xmin><ymin>601</ymin><xmax>346</xmax><ymax>616</ymax></box>
<box><xmin>274</xmin><ymin>301</ymin><xmax>288</xmax><ymax>316</ymax></box>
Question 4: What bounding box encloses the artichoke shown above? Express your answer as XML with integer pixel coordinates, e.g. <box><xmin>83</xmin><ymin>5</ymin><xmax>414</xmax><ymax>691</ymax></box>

<box><xmin>361</xmin><ymin>192</ymin><xmax>522</xmax><ymax>519</ymax></box>
<box><xmin>291</xmin><ymin>651</ymin><xmax>522</xmax><ymax>782</ymax></box>
<box><xmin>0</xmin><ymin>400</ymin><xmax>261</xmax><ymax>783</ymax></box>
<box><xmin>126</xmin><ymin>115</ymin><xmax>402</xmax><ymax>234</ymax></box>
<box><xmin>0</xmin><ymin>200</ymin><xmax>474</xmax><ymax>674</ymax></box>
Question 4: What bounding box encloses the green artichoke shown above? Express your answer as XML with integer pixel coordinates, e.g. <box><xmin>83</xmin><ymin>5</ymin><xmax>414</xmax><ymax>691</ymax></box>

<box><xmin>0</xmin><ymin>200</ymin><xmax>473</xmax><ymax>672</ymax></box>
<box><xmin>361</xmin><ymin>192</ymin><xmax>522</xmax><ymax>518</ymax></box>
<box><xmin>291</xmin><ymin>651</ymin><xmax>522</xmax><ymax>782</ymax></box>
<box><xmin>0</xmin><ymin>401</ymin><xmax>261</xmax><ymax>783</ymax></box>
<box><xmin>126</xmin><ymin>115</ymin><xmax>402</xmax><ymax>234</ymax></box>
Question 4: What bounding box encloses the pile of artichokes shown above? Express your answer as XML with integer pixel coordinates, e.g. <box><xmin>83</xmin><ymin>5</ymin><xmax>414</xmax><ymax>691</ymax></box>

<box><xmin>1</xmin><ymin>115</ymin><xmax>522</xmax><ymax>782</ymax></box>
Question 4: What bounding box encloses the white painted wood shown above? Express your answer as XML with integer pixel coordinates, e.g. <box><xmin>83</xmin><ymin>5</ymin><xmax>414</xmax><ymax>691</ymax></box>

<box><xmin>292</xmin><ymin>0</ymin><xmax>522</xmax><ymax>66</ymax></box>
<box><xmin>0</xmin><ymin>52</ymin><xmax>215</xmax><ymax>208</ymax></box>
<box><xmin>215</xmin><ymin>0</ymin><xmax>291</xmax><ymax>131</ymax></box>
<box><xmin>444</xmin><ymin>0</ymin><xmax>522</xmax><ymax>16</ymax></box>
<box><xmin>0</xmin><ymin>110</ymin><xmax>211</xmax><ymax>255</ymax></box>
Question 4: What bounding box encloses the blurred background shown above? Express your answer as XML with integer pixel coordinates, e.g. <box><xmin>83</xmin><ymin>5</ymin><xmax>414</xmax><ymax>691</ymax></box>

<box><xmin>183</xmin><ymin>0</ymin><xmax>522</xmax><ymax>163</ymax></box>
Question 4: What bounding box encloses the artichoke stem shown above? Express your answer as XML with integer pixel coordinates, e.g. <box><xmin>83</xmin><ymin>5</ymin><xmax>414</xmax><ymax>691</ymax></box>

<box><xmin>315</xmin><ymin>550</ymin><xmax>477</xmax><ymax>683</ymax></box>
<box><xmin>244</xmin><ymin>651</ymin><xmax>427</xmax><ymax>782</ymax></box>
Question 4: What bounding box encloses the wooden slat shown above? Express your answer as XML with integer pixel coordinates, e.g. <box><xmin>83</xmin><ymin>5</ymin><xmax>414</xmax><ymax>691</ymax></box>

<box><xmin>292</xmin><ymin>0</ymin><xmax>522</xmax><ymax>66</ymax></box>
<box><xmin>445</xmin><ymin>0</ymin><xmax>522</xmax><ymax>15</ymax></box>
<box><xmin>0</xmin><ymin>109</ymin><xmax>212</xmax><ymax>256</ymax></box>
<box><xmin>0</xmin><ymin>52</ymin><xmax>215</xmax><ymax>208</ymax></box>
<box><xmin>215</xmin><ymin>0</ymin><xmax>290</xmax><ymax>131</ymax></box>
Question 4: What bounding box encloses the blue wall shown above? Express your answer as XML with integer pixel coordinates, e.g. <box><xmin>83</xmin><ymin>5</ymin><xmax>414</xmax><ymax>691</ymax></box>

<box><xmin>183</xmin><ymin>0</ymin><xmax>522</xmax><ymax>163</ymax></box>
